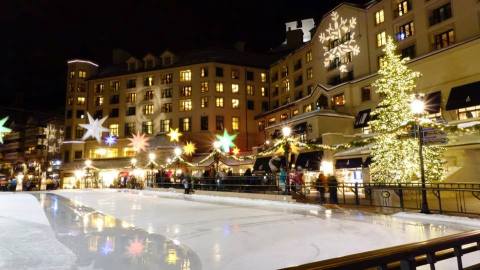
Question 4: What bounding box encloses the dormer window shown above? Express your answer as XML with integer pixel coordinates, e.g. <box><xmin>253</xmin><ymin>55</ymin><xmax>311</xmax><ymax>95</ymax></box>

<box><xmin>145</xmin><ymin>59</ymin><xmax>154</xmax><ymax>69</ymax></box>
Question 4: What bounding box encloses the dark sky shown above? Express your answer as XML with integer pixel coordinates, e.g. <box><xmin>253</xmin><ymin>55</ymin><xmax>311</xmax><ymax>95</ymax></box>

<box><xmin>0</xmin><ymin>0</ymin><xmax>365</xmax><ymax>117</ymax></box>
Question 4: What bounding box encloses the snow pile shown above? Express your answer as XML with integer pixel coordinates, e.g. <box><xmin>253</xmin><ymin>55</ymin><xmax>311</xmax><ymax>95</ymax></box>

<box><xmin>121</xmin><ymin>189</ymin><xmax>324</xmax><ymax>212</ymax></box>
<box><xmin>393</xmin><ymin>212</ymin><xmax>480</xmax><ymax>228</ymax></box>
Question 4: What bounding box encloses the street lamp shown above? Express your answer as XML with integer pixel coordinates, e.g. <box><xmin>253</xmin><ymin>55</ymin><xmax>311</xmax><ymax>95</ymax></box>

<box><xmin>411</xmin><ymin>97</ymin><xmax>430</xmax><ymax>214</ymax></box>
<box><xmin>282</xmin><ymin>126</ymin><xmax>292</xmax><ymax>194</ymax></box>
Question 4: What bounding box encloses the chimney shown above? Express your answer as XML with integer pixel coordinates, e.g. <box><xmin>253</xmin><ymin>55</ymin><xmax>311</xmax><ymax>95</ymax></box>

<box><xmin>286</xmin><ymin>29</ymin><xmax>303</xmax><ymax>49</ymax></box>
<box><xmin>112</xmin><ymin>49</ymin><xmax>131</xmax><ymax>65</ymax></box>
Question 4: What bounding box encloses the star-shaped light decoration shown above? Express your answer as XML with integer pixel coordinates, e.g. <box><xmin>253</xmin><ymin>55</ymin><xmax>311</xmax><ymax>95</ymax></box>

<box><xmin>126</xmin><ymin>238</ymin><xmax>144</xmax><ymax>257</ymax></box>
<box><xmin>183</xmin><ymin>141</ymin><xmax>196</xmax><ymax>156</ymax></box>
<box><xmin>79</xmin><ymin>112</ymin><xmax>109</xmax><ymax>143</ymax></box>
<box><xmin>232</xmin><ymin>147</ymin><xmax>240</xmax><ymax>155</ymax></box>
<box><xmin>104</xmin><ymin>135</ymin><xmax>117</xmax><ymax>146</ymax></box>
<box><xmin>166</xmin><ymin>128</ymin><xmax>182</xmax><ymax>142</ymax></box>
<box><xmin>128</xmin><ymin>132</ymin><xmax>150</xmax><ymax>152</ymax></box>
<box><xmin>215</xmin><ymin>129</ymin><xmax>237</xmax><ymax>153</ymax></box>
<box><xmin>0</xmin><ymin>117</ymin><xmax>12</xmax><ymax>144</ymax></box>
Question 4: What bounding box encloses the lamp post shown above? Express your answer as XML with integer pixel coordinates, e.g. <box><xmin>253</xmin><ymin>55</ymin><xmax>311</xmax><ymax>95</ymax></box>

<box><xmin>174</xmin><ymin>147</ymin><xmax>182</xmax><ymax>179</ymax></box>
<box><xmin>148</xmin><ymin>152</ymin><xmax>156</xmax><ymax>187</ymax></box>
<box><xmin>282</xmin><ymin>126</ymin><xmax>292</xmax><ymax>194</ymax></box>
<box><xmin>411</xmin><ymin>98</ymin><xmax>431</xmax><ymax>214</ymax></box>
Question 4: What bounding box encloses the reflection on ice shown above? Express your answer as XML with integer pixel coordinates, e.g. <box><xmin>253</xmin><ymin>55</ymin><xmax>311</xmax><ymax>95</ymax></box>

<box><xmin>35</xmin><ymin>193</ymin><xmax>201</xmax><ymax>270</ymax></box>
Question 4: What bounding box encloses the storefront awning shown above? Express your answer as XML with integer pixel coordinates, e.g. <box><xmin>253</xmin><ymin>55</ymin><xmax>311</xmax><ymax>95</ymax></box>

<box><xmin>425</xmin><ymin>91</ymin><xmax>441</xmax><ymax>114</ymax></box>
<box><xmin>353</xmin><ymin>109</ymin><xmax>371</xmax><ymax>129</ymax></box>
<box><xmin>295</xmin><ymin>151</ymin><xmax>322</xmax><ymax>171</ymax></box>
<box><xmin>446</xmin><ymin>81</ymin><xmax>480</xmax><ymax>110</ymax></box>
<box><xmin>335</xmin><ymin>158</ymin><xmax>363</xmax><ymax>169</ymax></box>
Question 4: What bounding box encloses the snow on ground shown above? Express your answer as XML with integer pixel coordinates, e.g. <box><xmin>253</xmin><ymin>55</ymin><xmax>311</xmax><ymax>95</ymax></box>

<box><xmin>0</xmin><ymin>193</ymin><xmax>77</xmax><ymax>270</ymax></box>
<box><xmin>54</xmin><ymin>189</ymin><xmax>480</xmax><ymax>270</ymax></box>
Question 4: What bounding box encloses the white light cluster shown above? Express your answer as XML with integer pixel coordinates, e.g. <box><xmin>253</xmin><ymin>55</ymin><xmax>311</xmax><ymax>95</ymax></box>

<box><xmin>319</xmin><ymin>11</ymin><xmax>360</xmax><ymax>73</ymax></box>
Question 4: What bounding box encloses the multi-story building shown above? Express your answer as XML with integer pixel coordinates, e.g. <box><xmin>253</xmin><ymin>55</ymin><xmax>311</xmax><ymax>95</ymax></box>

<box><xmin>62</xmin><ymin>49</ymin><xmax>275</xmax><ymax>177</ymax></box>
<box><xmin>62</xmin><ymin>0</ymin><xmax>480</xmax><ymax>184</ymax></box>
<box><xmin>255</xmin><ymin>0</ymin><xmax>480</xmax><ymax>182</ymax></box>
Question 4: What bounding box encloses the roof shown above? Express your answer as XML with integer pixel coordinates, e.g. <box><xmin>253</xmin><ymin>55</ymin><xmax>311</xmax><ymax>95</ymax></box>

<box><xmin>89</xmin><ymin>48</ymin><xmax>283</xmax><ymax>80</ymax></box>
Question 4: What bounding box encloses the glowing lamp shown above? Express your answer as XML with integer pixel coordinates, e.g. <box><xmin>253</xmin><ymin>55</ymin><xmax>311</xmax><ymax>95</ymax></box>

<box><xmin>148</xmin><ymin>152</ymin><xmax>156</xmax><ymax>161</ymax></box>
<box><xmin>84</xmin><ymin>159</ymin><xmax>92</xmax><ymax>167</ymax></box>
<box><xmin>282</xmin><ymin>126</ymin><xmax>292</xmax><ymax>137</ymax></box>
<box><xmin>130</xmin><ymin>158</ymin><xmax>137</xmax><ymax>166</ymax></box>
<box><xmin>411</xmin><ymin>99</ymin><xmax>425</xmax><ymax>115</ymax></box>
<box><xmin>174</xmin><ymin>147</ymin><xmax>182</xmax><ymax>156</ymax></box>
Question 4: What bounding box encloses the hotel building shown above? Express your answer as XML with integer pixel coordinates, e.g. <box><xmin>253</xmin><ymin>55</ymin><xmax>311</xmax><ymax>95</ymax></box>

<box><xmin>62</xmin><ymin>0</ymin><xmax>480</xmax><ymax>184</ymax></box>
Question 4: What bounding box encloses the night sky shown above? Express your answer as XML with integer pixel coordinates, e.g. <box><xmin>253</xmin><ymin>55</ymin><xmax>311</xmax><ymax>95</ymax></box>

<box><xmin>1</xmin><ymin>0</ymin><xmax>365</xmax><ymax>118</ymax></box>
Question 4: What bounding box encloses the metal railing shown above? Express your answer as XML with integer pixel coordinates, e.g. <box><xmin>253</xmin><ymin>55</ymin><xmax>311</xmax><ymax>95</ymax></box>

<box><xmin>282</xmin><ymin>230</ymin><xmax>480</xmax><ymax>270</ymax></box>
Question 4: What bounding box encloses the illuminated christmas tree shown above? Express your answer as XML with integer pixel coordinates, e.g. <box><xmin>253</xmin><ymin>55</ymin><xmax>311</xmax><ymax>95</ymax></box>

<box><xmin>370</xmin><ymin>37</ymin><xmax>444</xmax><ymax>183</ymax></box>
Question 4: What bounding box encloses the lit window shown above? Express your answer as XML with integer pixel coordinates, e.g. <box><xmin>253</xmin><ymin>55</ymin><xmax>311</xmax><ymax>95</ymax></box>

<box><xmin>142</xmin><ymin>121</ymin><xmax>153</xmax><ymax>134</ymax></box>
<box><xmin>458</xmin><ymin>105</ymin><xmax>480</xmax><ymax>120</ymax></box>
<box><xmin>215</xmin><ymin>97</ymin><xmax>224</xmax><ymax>108</ymax></box>
<box><xmin>160</xmin><ymin>119</ymin><xmax>171</xmax><ymax>132</ymax></box>
<box><xmin>200</xmin><ymin>67</ymin><xmax>208</xmax><ymax>77</ymax></box>
<box><xmin>161</xmin><ymin>88</ymin><xmax>172</xmax><ymax>98</ymax></box>
<box><xmin>232</xmin><ymin>99</ymin><xmax>240</xmax><ymax>109</ymax></box>
<box><xmin>232</xmin><ymin>83</ymin><xmax>239</xmax><ymax>93</ymax></box>
<box><xmin>231</xmin><ymin>70</ymin><xmax>239</xmax><ymax>79</ymax></box>
<box><xmin>69</xmin><ymin>71</ymin><xmax>75</xmax><ymax>78</ymax></box>
<box><xmin>181</xmin><ymin>86</ymin><xmax>192</xmax><ymax>97</ymax></box>
<box><xmin>332</xmin><ymin>94</ymin><xmax>345</xmax><ymax>106</ymax></box>
<box><xmin>162</xmin><ymin>103</ymin><xmax>172</xmax><ymax>113</ymax></box>
<box><xmin>247</xmin><ymin>85</ymin><xmax>254</xmax><ymax>96</ymax></box>
<box><xmin>95</xmin><ymin>96</ymin><xmax>103</xmax><ymax>106</ymax></box>
<box><xmin>109</xmin><ymin>124</ymin><xmax>119</xmax><ymax>136</ymax></box>
<box><xmin>111</xmin><ymin>81</ymin><xmax>120</xmax><ymax>92</ymax></box>
<box><xmin>304</xmin><ymin>104</ymin><xmax>312</xmax><ymax>112</ymax></box>
<box><xmin>261</xmin><ymin>87</ymin><xmax>267</xmax><ymax>97</ymax></box>
<box><xmin>144</xmin><ymin>90</ymin><xmax>154</xmax><ymax>100</ymax></box>
<box><xmin>123</xmin><ymin>147</ymin><xmax>136</xmax><ymax>157</ymax></box>
<box><xmin>78</xmin><ymin>70</ymin><xmax>86</xmax><ymax>78</ymax></box>
<box><xmin>143</xmin><ymin>104</ymin><xmax>154</xmax><ymax>115</ymax></box>
<box><xmin>179</xmin><ymin>70</ymin><xmax>192</xmax><ymax>82</ymax></box>
<box><xmin>201</xmin><ymin>81</ymin><xmax>209</xmax><ymax>93</ymax></box>
<box><xmin>375</xmin><ymin>9</ymin><xmax>384</xmax><ymax>25</ymax></box>
<box><xmin>307</xmin><ymin>68</ymin><xmax>313</xmax><ymax>80</ymax></box>
<box><xmin>293</xmin><ymin>109</ymin><xmax>299</xmax><ymax>116</ymax></box>
<box><xmin>125</xmin><ymin>123</ymin><xmax>136</xmax><ymax>136</ymax></box>
<box><xmin>95</xmin><ymin>83</ymin><xmax>104</xmax><ymax>94</ymax></box>
<box><xmin>127</xmin><ymin>93</ymin><xmax>137</xmax><ymax>103</ymax></box>
<box><xmin>306</xmin><ymin>51</ymin><xmax>313</xmax><ymax>62</ymax></box>
<box><xmin>267</xmin><ymin>117</ymin><xmax>276</xmax><ymax>126</ymax></box>
<box><xmin>283</xmin><ymin>80</ymin><xmax>290</xmax><ymax>92</ymax></box>
<box><xmin>162</xmin><ymin>73</ymin><xmax>173</xmax><ymax>84</ymax></box>
<box><xmin>144</xmin><ymin>76</ymin><xmax>154</xmax><ymax>86</ymax></box>
<box><xmin>179</xmin><ymin>100</ymin><xmax>192</xmax><ymax>111</ymax></box>
<box><xmin>280</xmin><ymin>113</ymin><xmax>288</xmax><ymax>121</ymax></box>
<box><xmin>377</xmin><ymin>31</ymin><xmax>387</xmax><ymax>47</ymax></box>
<box><xmin>261</xmin><ymin>73</ymin><xmax>267</xmax><ymax>83</ymax></box>
<box><xmin>434</xmin><ymin>29</ymin><xmax>455</xmax><ymax>50</ymax></box>
<box><xmin>397</xmin><ymin>0</ymin><xmax>410</xmax><ymax>17</ymax></box>
<box><xmin>216</xmin><ymin>82</ymin><xmax>224</xmax><ymax>92</ymax></box>
<box><xmin>68</xmin><ymin>97</ymin><xmax>74</xmax><ymax>105</ymax></box>
<box><xmin>180</xmin><ymin>118</ymin><xmax>191</xmax><ymax>132</ymax></box>
<box><xmin>396</xmin><ymin>21</ymin><xmax>414</xmax><ymax>41</ymax></box>
<box><xmin>77</xmin><ymin>97</ymin><xmax>86</xmax><ymax>105</ymax></box>
<box><xmin>201</xmin><ymin>97</ymin><xmax>209</xmax><ymax>108</ymax></box>
<box><xmin>378</xmin><ymin>55</ymin><xmax>387</xmax><ymax>69</ymax></box>
<box><xmin>232</xmin><ymin>117</ymin><xmax>240</xmax><ymax>131</ymax></box>
<box><xmin>258</xmin><ymin>121</ymin><xmax>265</xmax><ymax>131</ymax></box>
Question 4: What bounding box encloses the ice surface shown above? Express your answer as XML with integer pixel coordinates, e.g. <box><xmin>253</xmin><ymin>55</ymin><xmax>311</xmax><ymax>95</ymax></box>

<box><xmin>0</xmin><ymin>193</ymin><xmax>77</xmax><ymax>270</ymax></box>
<box><xmin>52</xmin><ymin>189</ymin><xmax>480</xmax><ymax>270</ymax></box>
<box><xmin>394</xmin><ymin>212</ymin><xmax>480</xmax><ymax>227</ymax></box>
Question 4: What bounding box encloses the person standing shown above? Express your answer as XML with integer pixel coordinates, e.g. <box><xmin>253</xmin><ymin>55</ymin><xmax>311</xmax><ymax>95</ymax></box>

<box><xmin>279</xmin><ymin>167</ymin><xmax>287</xmax><ymax>192</ymax></box>
<box><xmin>316</xmin><ymin>173</ymin><xmax>327</xmax><ymax>204</ymax></box>
<box><xmin>327</xmin><ymin>175</ymin><xmax>338</xmax><ymax>204</ymax></box>
<box><xmin>182</xmin><ymin>175</ymin><xmax>189</xmax><ymax>194</ymax></box>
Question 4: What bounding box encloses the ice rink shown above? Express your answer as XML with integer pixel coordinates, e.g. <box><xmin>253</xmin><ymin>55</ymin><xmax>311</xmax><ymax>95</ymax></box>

<box><xmin>1</xmin><ymin>189</ymin><xmax>480</xmax><ymax>270</ymax></box>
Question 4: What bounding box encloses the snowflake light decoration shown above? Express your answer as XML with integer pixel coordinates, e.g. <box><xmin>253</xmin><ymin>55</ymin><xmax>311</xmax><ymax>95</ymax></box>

<box><xmin>79</xmin><ymin>112</ymin><xmax>109</xmax><ymax>143</ymax></box>
<box><xmin>0</xmin><ymin>116</ymin><xmax>11</xmax><ymax>144</ymax></box>
<box><xmin>167</xmin><ymin>128</ymin><xmax>182</xmax><ymax>142</ymax></box>
<box><xmin>104</xmin><ymin>135</ymin><xmax>118</xmax><ymax>146</ymax></box>
<box><xmin>126</xmin><ymin>238</ymin><xmax>144</xmax><ymax>257</ymax></box>
<box><xmin>319</xmin><ymin>11</ymin><xmax>360</xmax><ymax>73</ymax></box>
<box><xmin>215</xmin><ymin>130</ymin><xmax>237</xmax><ymax>153</ymax></box>
<box><xmin>128</xmin><ymin>132</ymin><xmax>150</xmax><ymax>152</ymax></box>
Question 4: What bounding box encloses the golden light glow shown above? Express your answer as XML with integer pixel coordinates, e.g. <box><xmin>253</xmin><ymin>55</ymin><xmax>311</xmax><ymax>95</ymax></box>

<box><xmin>183</xmin><ymin>141</ymin><xmax>196</xmax><ymax>156</ymax></box>
<box><xmin>167</xmin><ymin>128</ymin><xmax>182</xmax><ymax>142</ymax></box>
<box><xmin>232</xmin><ymin>147</ymin><xmax>240</xmax><ymax>155</ymax></box>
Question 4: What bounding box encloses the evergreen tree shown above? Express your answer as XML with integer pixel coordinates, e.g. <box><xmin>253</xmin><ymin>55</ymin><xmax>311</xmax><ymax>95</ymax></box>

<box><xmin>370</xmin><ymin>37</ymin><xmax>444</xmax><ymax>183</ymax></box>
